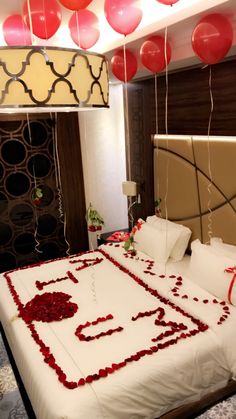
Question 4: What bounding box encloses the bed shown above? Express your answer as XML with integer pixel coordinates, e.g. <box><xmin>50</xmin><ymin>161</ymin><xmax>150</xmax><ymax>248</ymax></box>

<box><xmin>0</xmin><ymin>135</ymin><xmax>236</xmax><ymax>419</ymax></box>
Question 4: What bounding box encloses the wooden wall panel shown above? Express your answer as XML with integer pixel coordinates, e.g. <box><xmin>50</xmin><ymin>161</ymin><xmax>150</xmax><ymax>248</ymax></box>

<box><xmin>156</xmin><ymin>59</ymin><xmax>236</xmax><ymax>135</ymax></box>
<box><xmin>57</xmin><ymin>113</ymin><xmax>88</xmax><ymax>254</ymax></box>
<box><xmin>126</xmin><ymin>83</ymin><xmax>155</xmax><ymax>222</ymax></box>
<box><xmin>0</xmin><ymin>112</ymin><xmax>88</xmax><ymax>273</ymax></box>
<box><xmin>127</xmin><ymin>57</ymin><xmax>236</xmax><ymax>221</ymax></box>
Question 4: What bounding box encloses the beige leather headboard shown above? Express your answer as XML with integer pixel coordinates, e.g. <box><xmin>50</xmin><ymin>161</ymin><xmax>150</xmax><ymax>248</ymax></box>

<box><xmin>153</xmin><ymin>135</ymin><xmax>236</xmax><ymax>245</ymax></box>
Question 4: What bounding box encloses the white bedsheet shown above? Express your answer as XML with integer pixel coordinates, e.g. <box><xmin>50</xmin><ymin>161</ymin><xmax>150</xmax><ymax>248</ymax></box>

<box><xmin>0</xmin><ymin>243</ymin><xmax>236</xmax><ymax>419</ymax></box>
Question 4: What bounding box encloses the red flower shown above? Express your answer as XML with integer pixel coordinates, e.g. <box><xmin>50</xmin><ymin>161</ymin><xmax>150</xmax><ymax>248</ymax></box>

<box><xmin>20</xmin><ymin>292</ymin><xmax>78</xmax><ymax>323</ymax></box>
<box><xmin>78</xmin><ymin>378</ymin><xmax>85</xmax><ymax>386</ymax></box>
<box><xmin>75</xmin><ymin>314</ymin><xmax>123</xmax><ymax>342</ymax></box>
<box><xmin>88</xmin><ymin>225</ymin><xmax>96</xmax><ymax>232</ymax></box>
<box><xmin>99</xmin><ymin>369</ymin><xmax>107</xmax><ymax>377</ymax></box>
<box><xmin>64</xmin><ymin>381</ymin><xmax>77</xmax><ymax>389</ymax></box>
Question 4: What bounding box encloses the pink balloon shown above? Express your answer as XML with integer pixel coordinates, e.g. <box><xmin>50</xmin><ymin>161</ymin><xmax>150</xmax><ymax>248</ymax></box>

<box><xmin>3</xmin><ymin>15</ymin><xmax>32</xmax><ymax>46</ymax></box>
<box><xmin>156</xmin><ymin>0</ymin><xmax>179</xmax><ymax>4</ymax></box>
<box><xmin>58</xmin><ymin>0</ymin><xmax>93</xmax><ymax>10</ymax></box>
<box><xmin>140</xmin><ymin>36</ymin><xmax>171</xmax><ymax>73</ymax></box>
<box><xmin>192</xmin><ymin>14</ymin><xmax>233</xmax><ymax>65</ymax></box>
<box><xmin>111</xmin><ymin>48</ymin><xmax>137</xmax><ymax>82</ymax></box>
<box><xmin>104</xmin><ymin>0</ymin><xmax>142</xmax><ymax>36</ymax></box>
<box><xmin>69</xmin><ymin>10</ymin><xmax>99</xmax><ymax>50</ymax></box>
<box><xmin>23</xmin><ymin>0</ymin><xmax>62</xmax><ymax>40</ymax></box>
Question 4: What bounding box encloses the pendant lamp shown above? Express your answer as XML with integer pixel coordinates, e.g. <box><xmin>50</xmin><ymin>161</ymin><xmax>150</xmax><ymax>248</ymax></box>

<box><xmin>0</xmin><ymin>46</ymin><xmax>109</xmax><ymax>113</ymax></box>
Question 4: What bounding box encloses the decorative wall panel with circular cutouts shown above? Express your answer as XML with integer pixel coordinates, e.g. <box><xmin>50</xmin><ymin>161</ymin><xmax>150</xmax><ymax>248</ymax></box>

<box><xmin>0</xmin><ymin>116</ymin><xmax>68</xmax><ymax>273</ymax></box>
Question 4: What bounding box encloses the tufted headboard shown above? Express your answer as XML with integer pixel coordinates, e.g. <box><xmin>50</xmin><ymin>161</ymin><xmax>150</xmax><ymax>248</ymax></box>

<box><xmin>153</xmin><ymin>135</ymin><xmax>236</xmax><ymax>246</ymax></box>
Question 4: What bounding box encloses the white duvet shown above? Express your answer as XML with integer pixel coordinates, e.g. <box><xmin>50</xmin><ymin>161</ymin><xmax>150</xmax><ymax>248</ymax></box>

<box><xmin>0</xmin><ymin>243</ymin><xmax>236</xmax><ymax>419</ymax></box>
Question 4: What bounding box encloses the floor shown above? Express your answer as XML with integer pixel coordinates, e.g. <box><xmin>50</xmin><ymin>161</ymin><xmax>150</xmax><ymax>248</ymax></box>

<box><xmin>0</xmin><ymin>332</ymin><xmax>29</xmax><ymax>419</ymax></box>
<box><xmin>0</xmin><ymin>331</ymin><xmax>236</xmax><ymax>419</ymax></box>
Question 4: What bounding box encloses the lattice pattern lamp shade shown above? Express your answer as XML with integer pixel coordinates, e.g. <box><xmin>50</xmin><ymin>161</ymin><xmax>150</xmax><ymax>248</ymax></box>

<box><xmin>0</xmin><ymin>46</ymin><xmax>109</xmax><ymax>113</ymax></box>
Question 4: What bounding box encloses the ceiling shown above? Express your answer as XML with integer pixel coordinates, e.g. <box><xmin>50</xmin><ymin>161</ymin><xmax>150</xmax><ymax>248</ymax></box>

<box><xmin>0</xmin><ymin>0</ymin><xmax>235</xmax><ymax>81</ymax></box>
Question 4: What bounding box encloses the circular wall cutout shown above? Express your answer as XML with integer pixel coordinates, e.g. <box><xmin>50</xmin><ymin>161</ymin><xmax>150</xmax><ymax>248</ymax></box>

<box><xmin>14</xmin><ymin>232</ymin><xmax>36</xmax><ymax>255</ymax></box>
<box><xmin>0</xmin><ymin>162</ymin><xmax>4</xmax><ymax>180</ymax></box>
<box><xmin>0</xmin><ymin>252</ymin><xmax>17</xmax><ymax>273</ymax></box>
<box><xmin>0</xmin><ymin>222</ymin><xmax>13</xmax><ymax>246</ymax></box>
<box><xmin>0</xmin><ymin>120</ymin><xmax>22</xmax><ymax>134</ymax></box>
<box><xmin>27</xmin><ymin>154</ymin><xmax>51</xmax><ymax>178</ymax></box>
<box><xmin>31</xmin><ymin>184</ymin><xmax>54</xmax><ymax>207</ymax></box>
<box><xmin>23</xmin><ymin>121</ymin><xmax>48</xmax><ymax>147</ymax></box>
<box><xmin>58</xmin><ymin>224</ymin><xmax>67</xmax><ymax>245</ymax></box>
<box><xmin>38</xmin><ymin>242</ymin><xmax>60</xmax><ymax>261</ymax></box>
<box><xmin>37</xmin><ymin>214</ymin><xmax>57</xmax><ymax>236</ymax></box>
<box><xmin>48</xmin><ymin>139</ymin><xmax>54</xmax><ymax>158</ymax></box>
<box><xmin>0</xmin><ymin>192</ymin><xmax>8</xmax><ymax>214</ymax></box>
<box><xmin>1</xmin><ymin>139</ymin><xmax>26</xmax><ymax>165</ymax></box>
<box><xmin>10</xmin><ymin>203</ymin><xmax>34</xmax><ymax>226</ymax></box>
<box><xmin>5</xmin><ymin>172</ymin><xmax>30</xmax><ymax>197</ymax></box>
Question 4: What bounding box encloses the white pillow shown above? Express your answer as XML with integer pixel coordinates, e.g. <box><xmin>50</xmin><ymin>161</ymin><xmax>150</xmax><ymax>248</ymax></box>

<box><xmin>146</xmin><ymin>215</ymin><xmax>191</xmax><ymax>261</ymax></box>
<box><xmin>210</xmin><ymin>237</ymin><xmax>236</xmax><ymax>259</ymax></box>
<box><xmin>188</xmin><ymin>239</ymin><xmax>236</xmax><ymax>306</ymax></box>
<box><xmin>133</xmin><ymin>221</ymin><xmax>180</xmax><ymax>264</ymax></box>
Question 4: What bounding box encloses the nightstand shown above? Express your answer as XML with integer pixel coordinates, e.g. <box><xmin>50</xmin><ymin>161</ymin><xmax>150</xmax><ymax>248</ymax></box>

<box><xmin>97</xmin><ymin>229</ymin><xmax>129</xmax><ymax>246</ymax></box>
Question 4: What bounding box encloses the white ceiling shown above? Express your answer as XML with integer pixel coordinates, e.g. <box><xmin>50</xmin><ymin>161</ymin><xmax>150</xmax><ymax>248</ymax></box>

<box><xmin>0</xmin><ymin>0</ymin><xmax>235</xmax><ymax>80</ymax></box>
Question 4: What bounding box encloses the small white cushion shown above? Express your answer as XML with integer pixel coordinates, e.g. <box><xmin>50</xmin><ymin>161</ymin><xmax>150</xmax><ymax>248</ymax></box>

<box><xmin>146</xmin><ymin>216</ymin><xmax>191</xmax><ymax>261</ymax></box>
<box><xmin>134</xmin><ymin>221</ymin><xmax>180</xmax><ymax>264</ymax></box>
<box><xmin>210</xmin><ymin>237</ymin><xmax>236</xmax><ymax>259</ymax></box>
<box><xmin>188</xmin><ymin>239</ymin><xmax>236</xmax><ymax>306</ymax></box>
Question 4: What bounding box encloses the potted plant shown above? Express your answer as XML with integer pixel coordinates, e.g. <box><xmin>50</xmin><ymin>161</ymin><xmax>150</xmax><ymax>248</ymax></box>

<box><xmin>86</xmin><ymin>203</ymin><xmax>104</xmax><ymax>232</ymax></box>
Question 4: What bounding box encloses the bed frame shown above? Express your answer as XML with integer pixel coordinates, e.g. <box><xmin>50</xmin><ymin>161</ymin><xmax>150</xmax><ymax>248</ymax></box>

<box><xmin>1</xmin><ymin>134</ymin><xmax>236</xmax><ymax>419</ymax></box>
<box><xmin>153</xmin><ymin>134</ymin><xmax>236</xmax><ymax>417</ymax></box>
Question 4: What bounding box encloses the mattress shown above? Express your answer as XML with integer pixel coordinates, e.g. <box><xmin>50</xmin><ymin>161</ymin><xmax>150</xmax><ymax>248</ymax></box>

<box><xmin>0</xmin><ymin>242</ymin><xmax>236</xmax><ymax>419</ymax></box>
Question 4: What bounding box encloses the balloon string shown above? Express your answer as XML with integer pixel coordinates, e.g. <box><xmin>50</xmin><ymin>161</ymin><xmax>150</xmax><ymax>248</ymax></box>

<box><xmin>88</xmin><ymin>233</ymin><xmax>98</xmax><ymax>304</ymax></box>
<box><xmin>123</xmin><ymin>38</ymin><xmax>133</xmax><ymax>228</ymax></box>
<box><xmin>26</xmin><ymin>113</ymin><xmax>42</xmax><ymax>254</ymax></box>
<box><xmin>155</xmin><ymin>73</ymin><xmax>159</xmax><ymax>135</ymax></box>
<box><xmin>43</xmin><ymin>0</ymin><xmax>48</xmax><ymax>42</ymax></box>
<box><xmin>123</xmin><ymin>39</ymin><xmax>131</xmax><ymax>182</ymax></box>
<box><xmin>206</xmin><ymin>65</ymin><xmax>214</xmax><ymax>242</ymax></box>
<box><xmin>163</xmin><ymin>26</ymin><xmax>170</xmax><ymax>275</ymax></box>
<box><xmin>52</xmin><ymin>113</ymin><xmax>71</xmax><ymax>256</ymax></box>
<box><xmin>19</xmin><ymin>0</ymin><xmax>27</xmax><ymax>45</ymax></box>
<box><xmin>164</xmin><ymin>28</ymin><xmax>169</xmax><ymax>139</ymax></box>
<box><xmin>26</xmin><ymin>0</ymin><xmax>36</xmax><ymax>45</ymax></box>
<box><xmin>154</xmin><ymin>74</ymin><xmax>161</xmax><ymax>202</ymax></box>
<box><xmin>75</xmin><ymin>10</ymin><xmax>80</xmax><ymax>47</ymax></box>
<box><xmin>81</xmin><ymin>113</ymin><xmax>98</xmax><ymax>303</ymax></box>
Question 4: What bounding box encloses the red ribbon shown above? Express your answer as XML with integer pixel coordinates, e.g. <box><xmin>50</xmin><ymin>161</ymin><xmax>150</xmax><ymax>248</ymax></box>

<box><xmin>224</xmin><ymin>266</ymin><xmax>236</xmax><ymax>305</ymax></box>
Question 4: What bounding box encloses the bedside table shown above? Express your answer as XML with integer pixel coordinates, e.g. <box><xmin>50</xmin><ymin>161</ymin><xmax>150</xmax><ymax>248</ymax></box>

<box><xmin>97</xmin><ymin>229</ymin><xmax>129</xmax><ymax>246</ymax></box>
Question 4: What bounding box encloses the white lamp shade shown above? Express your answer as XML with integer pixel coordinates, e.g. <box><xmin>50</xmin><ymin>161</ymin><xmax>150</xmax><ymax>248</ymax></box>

<box><xmin>122</xmin><ymin>181</ymin><xmax>137</xmax><ymax>197</ymax></box>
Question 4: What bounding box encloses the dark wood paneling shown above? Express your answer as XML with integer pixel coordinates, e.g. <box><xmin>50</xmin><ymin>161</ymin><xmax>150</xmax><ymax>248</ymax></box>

<box><xmin>0</xmin><ymin>114</ymin><xmax>73</xmax><ymax>272</ymax></box>
<box><xmin>154</xmin><ymin>58</ymin><xmax>236</xmax><ymax>135</ymax></box>
<box><xmin>57</xmin><ymin>113</ymin><xmax>88</xmax><ymax>253</ymax></box>
<box><xmin>127</xmin><ymin>57</ymin><xmax>236</xmax><ymax>221</ymax></box>
<box><xmin>126</xmin><ymin>81</ymin><xmax>155</xmax><ymax>222</ymax></box>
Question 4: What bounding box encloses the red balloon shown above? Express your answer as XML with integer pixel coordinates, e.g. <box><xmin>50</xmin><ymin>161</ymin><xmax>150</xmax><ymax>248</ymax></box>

<box><xmin>192</xmin><ymin>14</ymin><xmax>233</xmax><ymax>65</ymax></box>
<box><xmin>3</xmin><ymin>15</ymin><xmax>32</xmax><ymax>46</ymax></box>
<box><xmin>69</xmin><ymin>10</ymin><xmax>99</xmax><ymax>50</ymax></box>
<box><xmin>111</xmin><ymin>49</ymin><xmax>137</xmax><ymax>82</ymax></box>
<box><xmin>23</xmin><ymin>0</ymin><xmax>62</xmax><ymax>40</ymax></box>
<box><xmin>104</xmin><ymin>0</ymin><xmax>142</xmax><ymax>36</ymax></box>
<box><xmin>156</xmin><ymin>0</ymin><xmax>179</xmax><ymax>4</ymax></box>
<box><xmin>58</xmin><ymin>0</ymin><xmax>93</xmax><ymax>10</ymax></box>
<box><xmin>140</xmin><ymin>36</ymin><xmax>171</xmax><ymax>74</ymax></box>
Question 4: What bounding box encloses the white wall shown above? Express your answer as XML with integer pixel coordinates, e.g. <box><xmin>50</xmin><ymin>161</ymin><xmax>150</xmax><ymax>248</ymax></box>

<box><xmin>79</xmin><ymin>83</ymin><xmax>128</xmax><ymax>240</ymax></box>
